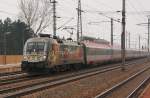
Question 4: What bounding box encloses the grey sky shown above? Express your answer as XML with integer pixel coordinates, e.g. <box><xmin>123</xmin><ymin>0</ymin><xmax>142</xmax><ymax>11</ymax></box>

<box><xmin>0</xmin><ymin>0</ymin><xmax>150</xmax><ymax>48</ymax></box>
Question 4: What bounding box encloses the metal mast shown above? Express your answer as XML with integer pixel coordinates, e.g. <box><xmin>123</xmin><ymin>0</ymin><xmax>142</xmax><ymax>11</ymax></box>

<box><xmin>125</xmin><ymin>31</ymin><xmax>128</xmax><ymax>48</ymax></box>
<box><xmin>77</xmin><ymin>0</ymin><xmax>83</xmax><ymax>42</ymax></box>
<box><xmin>121</xmin><ymin>0</ymin><xmax>126</xmax><ymax>70</ymax></box>
<box><xmin>128</xmin><ymin>32</ymin><xmax>130</xmax><ymax>48</ymax></box>
<box><xmin>148</xmin><ymin>18</ymin><xmax>150</xmax><ymax>52</ymax></box>
<box><xmin>50</xmin><ymin>0</ymin><xmax>57</xmax><ymax>37</ymax></box>
<box><xmin>139</xmin><ymin>35</ymin><xmax>141</xmax><ymax>51</ymax></box>
<box><xmin>111</xmin><ymin>18</ymin><xmax>113</xmax><ymax>46</ymax></box>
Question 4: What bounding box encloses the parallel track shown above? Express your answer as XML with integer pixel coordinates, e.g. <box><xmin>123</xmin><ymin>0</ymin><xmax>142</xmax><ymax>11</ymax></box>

<box><xmin>95</xmin><ymin>66</ymin><xmax>150</xmax><ymax>98</ymax></box>
<box><xmin>127</xmin><ymin>75</ymin><xmax>150</xmax><ymax>98</ymax></box>
<box><xmin>0</xmin><ymin>65</ymin><xmax>123</xmax><ymax>98</ymax></box>
<box><xmin>0</xmin><ymin>71</ymin><xmax>28</xmax><ymax>81</ymax></box>
<box><xmin>0</xmin><ymin>58</ymin><xmax>145</xmax><ymax>85</ymax></box>
<box><xmin>0</xmin><ymin>73</ymin><xmax>45</xmax><ymax>86</ymax></box>
<box><xmin>0</xmin><ymin>71</ymin><xmax>22</xmax><ymax>76</ymax></box>
<box><xmin>0</xmin><ymin>71</ymin><xmax>26</xmax><ymax>79</ymax></box>
<box><xmin>0</xmin><ymin>58</ymin><xmax>147</xmax><ymax>98</ymax></box>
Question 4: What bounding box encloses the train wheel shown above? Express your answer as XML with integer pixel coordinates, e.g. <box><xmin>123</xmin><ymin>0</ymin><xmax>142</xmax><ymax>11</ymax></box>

<box><xmin>52</xmin><ymin>66</ymin><xmax>58</xmax><ymax>72</ymax></box>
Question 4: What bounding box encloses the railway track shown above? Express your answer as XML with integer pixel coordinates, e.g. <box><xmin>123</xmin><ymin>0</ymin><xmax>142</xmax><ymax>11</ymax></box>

<box><xmin>0</xmin><ymin>71</ymin><xmax>28</xmax><ymax>81</ymax></box>
<box><xmin>0</xmin><ymin>71</ymin><xmax>26</xmax><ymax>79</ymax></box>
<box><xmin>0</xmin><ymin>58</ymin><xmax>148</xmax><ymax>98</ymax></box>
<box><xmin>0</xmin><ymin>58</ymin><xmax>146</xmax><ymax>83</ymax></box>
<box><xmin>94</xmin><ymin>66</ymin><xmax>150</xmax><ymax>98</ymax></box>
<box><xmin>126</xmin><ymin>74</ymin><xmax>150</xmax><ymax>98</ymax></box>
<box><xmin>0</xmin><ymin>73</ymin><xmax>45</xmax><ymax>86</ymax></box>
<box><xmin>0</xmin><ymin>65</ymin><xmax>121</xmax><ymax>98</ymax></box>
<box><xmin>0</xmin><ymin>71</ymin><xmax>22</xmax><ymax>76</ymax></box>
<box><xmin>0</xmin><ymin>58</ymin><xmax>145</xmax><ymax>85</ymax></box>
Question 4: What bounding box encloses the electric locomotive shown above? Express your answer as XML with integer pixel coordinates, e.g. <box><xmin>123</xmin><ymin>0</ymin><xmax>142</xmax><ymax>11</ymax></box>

<box><xmin>21</xmin><ymin>35</ymin><xmax>84</xmax><ymax>72</ymax></box>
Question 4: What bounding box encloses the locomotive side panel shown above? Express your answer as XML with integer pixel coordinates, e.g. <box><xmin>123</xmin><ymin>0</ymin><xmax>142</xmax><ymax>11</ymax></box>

<box><xmin>58</xmin><ymin>44</ymin><xmax>84</xmax><ymax>65</ymax></box>
<box><xmin>46</xmin><ymin>41</ymin><xmax>84</xmax><ymax>68</ymax></box>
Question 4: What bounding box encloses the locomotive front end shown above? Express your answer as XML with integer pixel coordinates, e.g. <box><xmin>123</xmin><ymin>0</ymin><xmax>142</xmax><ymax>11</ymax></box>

<box><xmin>21</xmin><ymin>38</ymin><xmax>49</xmax><ymax>71</ymax></box>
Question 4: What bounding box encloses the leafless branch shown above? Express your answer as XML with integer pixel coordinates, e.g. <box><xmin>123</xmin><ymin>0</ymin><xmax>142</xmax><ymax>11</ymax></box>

<box><xmin>18</xmin><ymin>0</ymin><xmax>52</xmax><ymax>35</ymax></box>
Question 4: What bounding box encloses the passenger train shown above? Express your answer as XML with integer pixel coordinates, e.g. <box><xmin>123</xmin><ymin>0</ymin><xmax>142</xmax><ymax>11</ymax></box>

<box><xmin>21</xmin><ymin>35</ymin><xmax>148</xmax><ymax>72</ymax></box>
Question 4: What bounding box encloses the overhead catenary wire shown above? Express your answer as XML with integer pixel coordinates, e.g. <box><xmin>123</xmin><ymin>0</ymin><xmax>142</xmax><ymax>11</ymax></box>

<box><xmin>127</xmin><ymin>0</ymin><xmax>146</xmax><ymax>20</ymax></box>
<box><xmin>126</xmin><ymin>0</ymin><xmax>149</xmax><ymax>47</ymax></box>
<box><xmin>134</xmin><ymin>0</ymin><xmax>148</xmax><ymax>17</ymax></box>
<box><xmin>0</xmin><ymin>0</ymin><xmax>147</xmax><ymax>46</ymax></box>
<box><xmin>94</xmin><ymin>0</ymin><xmax>118</xmax><ymax>11</ymax></box>
<box><xmin>57</xmin><ymin>17</ymin><xmax>74</xmax><ymax>30</ymax></box>
<box><xmin>83</xmin><ymin>10</ymin><xmax>121</xmax><ymax>23</ymax></box>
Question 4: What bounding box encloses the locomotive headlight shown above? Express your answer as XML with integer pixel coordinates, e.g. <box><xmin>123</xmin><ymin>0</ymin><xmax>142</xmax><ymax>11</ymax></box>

<box><xmin>39</xmin><ymin>55</ymin><xmax>46</xmax><ymax>61</ymax></box>
<box><xmin>43</xmin><ymin>55</ymin><xmax>46</xmax><ymax>59</ymax></box>
<box><xmin>23</xmin><ymin>55</ymin><xmax>28</xmax><ymax>61</ymax></box>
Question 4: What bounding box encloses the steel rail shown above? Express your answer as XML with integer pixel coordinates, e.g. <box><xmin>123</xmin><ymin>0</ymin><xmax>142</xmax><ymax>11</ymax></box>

<box><xmin>126</xmin><ymin>75</ymin><xmax>150</xmax><ymax>98</ymax></box>
<box><xmin>1</xmin><ymin>65</ymin><xmax>121</xmax><ymax>98</ymax></box>
<box><xmin>0</xmin><ymin>58</ymin><xmax>144</xmax><ymax>86</ymax></box>
<box><xmin>0</xmin><ymin>73</ymin><xmax>45</xmax><ymax>86</ymax></box>
<box><xmin>0</xmin><ymin>72</ymin><xmax>28</xmax><ymax>81</ymax></box>
<box><xmin>1</xmin><ymin>59</ymin><xmax>147</xmax><ymax>98</ymax></box>
<box><xmin>0</xmin><ymin>71</ymin><xmax>22</xmax><ymax>76</ymax></box>
<box><xmin>0</xmin><ymin>58</ymin><xmax>147</xmax><ymax>98</ymax></box>
<box><xmin>94</xmin><ymin>66</ymin><xmax>150</xmax><ymax>98</ymax></box>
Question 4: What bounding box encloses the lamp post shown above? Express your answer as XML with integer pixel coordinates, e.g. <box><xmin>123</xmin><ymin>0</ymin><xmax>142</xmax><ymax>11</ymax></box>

<box><xmin>4</xmin><ymin>32</ymin><xmax>11</xmax><ymax>65</ymax></box>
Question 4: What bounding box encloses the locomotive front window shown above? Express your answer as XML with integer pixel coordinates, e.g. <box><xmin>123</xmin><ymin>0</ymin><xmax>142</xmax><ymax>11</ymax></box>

<box><xmin>36</xmin><ymin>42</ymin><xmax>45</xmax><ymax>51</ymax></box>
<box><xmin>26</xmin><ymin>42</ymin><xmax>45</xmax><ymax>53</ymax></box>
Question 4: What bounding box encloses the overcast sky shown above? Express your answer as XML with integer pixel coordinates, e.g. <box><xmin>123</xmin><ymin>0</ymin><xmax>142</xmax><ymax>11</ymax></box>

<box><xmin>0</xmin><ymin>0</ymin><xmax>150</xmax><ymax>48</ymax></box>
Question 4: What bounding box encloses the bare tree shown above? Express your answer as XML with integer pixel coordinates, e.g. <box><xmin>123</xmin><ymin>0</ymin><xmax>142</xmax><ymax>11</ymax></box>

<box><xmin>18</xmin><ymin>0</ymin><xmax>52</xmax><ymax>35</ymax></box>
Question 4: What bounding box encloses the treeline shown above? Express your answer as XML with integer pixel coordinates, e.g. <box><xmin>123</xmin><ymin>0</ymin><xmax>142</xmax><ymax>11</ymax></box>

<box><xmin>0</xmin><ymin>18</ymin><xmax>33</xmax><ymax>55</ymax></box>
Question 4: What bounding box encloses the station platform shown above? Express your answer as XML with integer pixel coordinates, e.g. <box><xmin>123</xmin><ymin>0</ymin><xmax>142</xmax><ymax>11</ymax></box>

<box><xmin>140</xmin><ymin>83</ymin><xmax>150</xmax><ymax>98</ymax></box>
<box><xmin>0</xmin><ymin>63</ymin><xmax>21</xmax><ymax>73</ymax></box>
